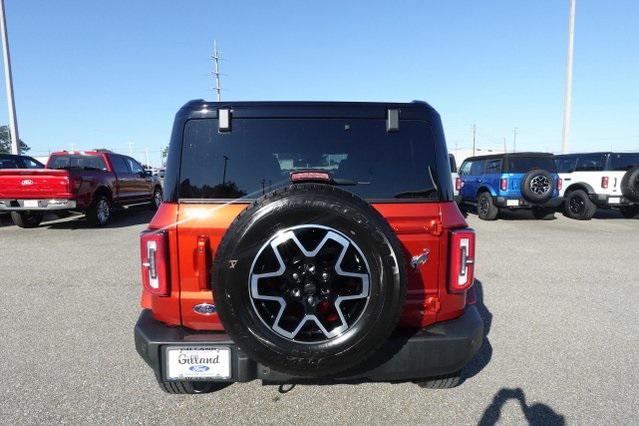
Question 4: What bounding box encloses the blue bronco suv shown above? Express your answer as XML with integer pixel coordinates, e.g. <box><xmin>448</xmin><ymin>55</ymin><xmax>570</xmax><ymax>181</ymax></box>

<box><xmin>457</xmin><ymin>152</ymin><xmax>562</xmax><ymax>220</ymax></box>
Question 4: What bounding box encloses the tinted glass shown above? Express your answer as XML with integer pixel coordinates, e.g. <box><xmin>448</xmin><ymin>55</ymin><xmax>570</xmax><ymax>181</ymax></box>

<box><xmin>575</xmin><ymin>154</ymin><xmax>606</xmax><ymax>172</ymax></box>
<box><xmin>485</xmin><ymin>159</ymin><xmax>502</xmax><ymax>174</ymax></box>
<box><xmin>126</xmin><ymin>158</ymin><xmax>144</xmax><ymax>174</ymax></box>
<box><xmin>110</xmin><ymin>156</ymin><xmax>130</xmax><ymax>174</ymax></box>
<box><xmin>449</xmin><ymin>154</ymin><xmax>457</xmax><ymax>172</ymax></box>
<box><xmin>507</xmin><ymin>156</ymin><xmax>557</xmax><ymax>173</ymax></box>
<box><xmin>21</xmin><ymin>157</ymin><xmax>44</xmax><ymax>169</ymax></box>
<box><xmin>49</xmin><ymin>155</ymin><xmax>107</xmax><ymax>171</ymax></box>
<box><xmin>609</xmin><ymin>153</ymin><xmax>639</xmax><ymax>171</ymax></box>
<box><xmin>0</xmin><ymin>155</ymin><xmax>19</xmax><ymax>168</ymax></box>
<box><xmin>556</xmin><ymin>156</ymin><xmax>577</xmax><ymax>173</ymax></box>
<box><xmin>459</xmin><ymin>161</ymin><xmax>472</xmax><ymax>176</ymax></box>
<box><xmin>179</xmin><ymin>118</ymin><xmax>440</xmax><ymax>200</ymax></box>
<box><xmin>469</xmin><ymin>160</ymin><xmax>485</xmax><ymax>175</ymax></box>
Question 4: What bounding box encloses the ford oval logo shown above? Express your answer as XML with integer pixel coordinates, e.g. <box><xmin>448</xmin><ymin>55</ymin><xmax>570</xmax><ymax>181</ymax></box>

<box><xmin>193</xmin><ymin>303</ymin><xmax>216</xmax><ymax>315</ymax></box>
<box><xmin>21</xmin><ymin>179</ymin><xmax>34</xmax><ymax>186</ymax></box>
<box><xmin>189</xmin><ymin>365</ymin><xmax>210</xmax><ymax>372</ymax></box>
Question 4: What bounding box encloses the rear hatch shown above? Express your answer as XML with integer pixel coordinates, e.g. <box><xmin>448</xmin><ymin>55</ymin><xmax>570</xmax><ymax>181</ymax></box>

<box><xmin>0</xmin><ymin>169</ymin><xmax>72</xmax><ymax>199</ymax></box>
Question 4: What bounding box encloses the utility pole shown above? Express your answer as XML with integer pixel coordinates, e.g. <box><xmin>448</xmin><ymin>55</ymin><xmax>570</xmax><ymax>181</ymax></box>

<box><xmin>0</xmin><ymin>0</ymin><xmax>19</xmax><ymax>154</ymax></box>
<box><xmin>212</xmin><ymin>40</ymin><xmax>222</xmax><ymax>102</ymax></box>
<box><xmin>472</xmin><ymin>124</ymin><xmax>476</xmax><ymax>156</ymax></box>
<box><xmin>145</xmin><ymin>147</ymin><xmax>150</xmax><ymax>167</ymax></box>
<box><xmin>128</xmin><ymin>142</ymin><xmax>133</xmax><ymax>155</ymax></box>
<box><xmin>561</xmin><ymin>0</ymin><xmax>576</xmax><ymax>154</ymax></box>
<box><xmin>222</xmin><ymin>155</ymin><xmax>229</xmax><ymax>184</ymax></box>
<box><xmin>503</xmin><ymin>137</ymin><xmax>507</xmax><ymax>153</ymax></box>
<box><xmin>513</xmin><ymin>128</ymin><xmax>518</xmax><ymax>152</ymax></box>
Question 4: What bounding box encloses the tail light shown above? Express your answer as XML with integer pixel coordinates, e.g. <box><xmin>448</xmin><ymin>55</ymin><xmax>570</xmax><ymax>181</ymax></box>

<box><xmin>500</xmin><ymin>178</ymin><xmax>508</xmax><ymax>191</ymax></box>
<box><xmin>601</xmin><ymin>176</ymin><xmax>609</xmax><ymax>189</ymax></box>
<box><xmin>140</xmin><ymin>230</ymin><xmax>170</xmax><ymax>296</ymax></box>
<box><xmin>449</xmin><ymin>229</ymin><xmax>475</xmax><ymax>293</ymax></box>
<box><xmin>455</xmin><ymin>177</ymin><xmax>462</xmax><ymax>191</ymax></box>
<box><xmin>557</xmin><ymin>178</ymin><xmax>563</xmax><ymax>191</ymax></box>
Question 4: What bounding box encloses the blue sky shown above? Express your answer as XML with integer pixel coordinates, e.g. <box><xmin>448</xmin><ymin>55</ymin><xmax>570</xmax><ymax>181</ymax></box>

<box><xmin>1</xmin><ymin>0</ymin><xmax>638</xmax><ymax>165</ymax></box>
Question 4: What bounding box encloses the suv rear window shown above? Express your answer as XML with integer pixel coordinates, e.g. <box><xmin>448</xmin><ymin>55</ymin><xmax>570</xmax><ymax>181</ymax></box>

<box><xmin>49</xmin><ymin>155</ymin><xmax>107</xmax><ymax>171</ymax></box>
<box><xmin>507</xmin><ymin>157</ymin><xmax>557</xmax><ymax>173</ymax></box>
<box><xmin>178</xmin><ymin>118</ymin><xmax>442</xmax><ymax>201</ymax></box>
<box><xmin>609</xmin><ymin>153</ymin><xmax>639</xmax><ymax>171</ymax></box>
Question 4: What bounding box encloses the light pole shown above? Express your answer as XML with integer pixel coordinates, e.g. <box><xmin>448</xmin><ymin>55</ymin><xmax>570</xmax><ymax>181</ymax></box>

<box><xmin>0</xmin><ymin>0</ymin><xmax>19</xmax><ymax>154</ymax></box>
<box><xmin>561</xmin><ymin>0</ymin><xmax>576</xmax><ymax>154</ymax></box>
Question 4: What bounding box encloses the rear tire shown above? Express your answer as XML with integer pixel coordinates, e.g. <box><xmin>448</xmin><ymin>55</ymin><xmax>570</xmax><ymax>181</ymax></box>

<box><xmin>159</xmin><ymin>381</ymin><xmax>228</xmax><ymax>394</ymax></box>
<box><xmin>414</xmin><ymin>371</ymin><xmax>462</xmax><ymax>389</ymax></box>
<box><xmin>86</xmin><ymin>195</ymin><xmax>112</xmax><ymax>227</ymax></box>
<box><xmin>150</xmin><ymin>186</ymin><xmax>163</xmax><ymax>210</ymax></box>
<box><xmin>619</xmin><ymin>205</ymin><xmax>639</xmax><ymax>219</ymax></box>
<box><xmin>477</xmin><ymin>192</ymin><xmax>498</xmax><ymax>220</ymax></box>
<box><xmin>10</xmin><ymin>211</ymin><xmax>43</xmax><ymax>228</ymax></box>
<box><xmin>563</xmin><ymin>190</ymin><xmax>596</xmax><ymax>220</ymax></box>
<box><xmin>532</xmin><ymin>208</ymin><xmax>555</xmax><ymax>220</ymax></box>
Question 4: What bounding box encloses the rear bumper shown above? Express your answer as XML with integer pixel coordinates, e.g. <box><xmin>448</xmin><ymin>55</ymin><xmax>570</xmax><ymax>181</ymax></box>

<box><xmin>134</xmin><ymin>305</ymin><xmax>484</xmax><ymax>384</ymax></box>
<box><xmin>0</xmin><ymin>199</ymin><xmax>76</xmax><ymax>211</ymax></box>
<box><xmin>493</xmin><ymin>196</ymin><xmax>563</xmax><ymax>209</ymax></box>
<box><xmin>588</xmin><ymin>194</ymin><xmax>635</xmax><ymax>207</ymax></box>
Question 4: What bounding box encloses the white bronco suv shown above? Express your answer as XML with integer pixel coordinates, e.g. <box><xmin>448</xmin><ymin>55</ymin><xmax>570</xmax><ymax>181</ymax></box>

<box><xmin>555</xmin><ymin>152</ymin><xmax>639</xmax><ymax>219</ymax></box>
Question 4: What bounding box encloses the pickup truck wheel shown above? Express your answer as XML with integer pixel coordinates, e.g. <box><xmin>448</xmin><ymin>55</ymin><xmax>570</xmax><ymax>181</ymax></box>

<box><xmin>563</xmin><ymin>190</ymin><xmax>596</xmax><ymax>220</ymax></box>
<box><xmin>532</xmin><ymin>207</ymin><xmax>555</xmax><ymax>220</ymax></box>
<box><xmin>414</xmin><ymin>370</ymin><xmax>462</xmax><ymax>389</ymax></box>
<box><xmin>150</xmin><ymin>186</ymin><xmax>163</xmax><ymax>210</ymax></box>
<box><xmin>619</xmin><ymin>205</ymin><xmax>639</xmax><ymax>219</ymax></box>
<box><xmin>212</xmin><ymin>183</ymin><xmax>406</xmax><ymax>377</ymax></box>
<box><xmin>158</xmin><ymin>381</ymin><xmax>227</xmax><ymax>394</ymax></box>
<box><xmin>477</xmin><ymin>192</ymin><xmax>498</xmax><ymax>220</ymax></box>
<box><xmin>86</xmin><ymin>195</ymin><xmax>112</xmax><ymax>226</ymax></box>
<box><xmin>10</xmin><ymin>211</ymin><xmax>43</xmax><ymax>228</ymax></box>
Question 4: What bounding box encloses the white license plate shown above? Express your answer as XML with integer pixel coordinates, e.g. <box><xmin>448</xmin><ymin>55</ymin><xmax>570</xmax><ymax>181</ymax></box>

<box><xmin>506</xmin><ymin>199</ymin><xmax>520</xmax><ymax>207</ymax></box>
<box><xmin>23</xmin><ymin>200</ymin><xmax>39</xmax><ymax>208</ymax></box>
<box><xmin>608</xmin><ymin>197</ymin><xmax>621</xmax><ymax>204</ymax></box>
<box><xmin>165</xmin><ymin>346</ymin><xmax>231</xmax><ymax>380</ymax></box>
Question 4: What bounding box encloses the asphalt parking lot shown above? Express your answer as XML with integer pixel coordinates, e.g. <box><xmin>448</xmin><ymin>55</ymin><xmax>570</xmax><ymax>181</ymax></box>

<box><xmin>1</xmin><ymin>208</ymin><xmax>637</xmax><ymax>424</ymax></box>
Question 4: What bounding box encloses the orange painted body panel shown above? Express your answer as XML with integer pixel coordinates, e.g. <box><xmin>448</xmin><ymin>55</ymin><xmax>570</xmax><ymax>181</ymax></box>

<box><xmin>141</xmin><ymin>201</ymin><xmax>469</xmax><ymax>330</ymax></box>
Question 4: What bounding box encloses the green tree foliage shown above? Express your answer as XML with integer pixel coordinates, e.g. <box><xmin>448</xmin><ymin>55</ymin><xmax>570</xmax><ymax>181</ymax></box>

<box><xmin>0</xmin><ymin>125</ymin><xmax>30</xmax><ymax>154</ymax></box>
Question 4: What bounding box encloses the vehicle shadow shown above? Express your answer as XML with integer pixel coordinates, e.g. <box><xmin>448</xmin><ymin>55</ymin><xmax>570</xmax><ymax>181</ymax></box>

<box><xmin>460</xmin><ymin>279</ymin><xmax>492</xmax><ymax>383</ymax></box>
<box><xmin>41</xmin><ymin>207</ymin><xmax>155</xmax><ymax>230</ymax></box>
<box><xmin>478</xmin><ymin>387</ymin><xmax>565</xmax><ymax>426</ymax></box>
<box><xmin>592</xmin><ymin>209</ymin><xmax>625</xmax><ymax>219</ymax></box>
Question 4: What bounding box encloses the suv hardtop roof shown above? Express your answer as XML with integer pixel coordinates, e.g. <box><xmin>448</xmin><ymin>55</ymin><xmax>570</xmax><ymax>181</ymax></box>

<box><xmin>463</xmin><ymin>152</ymin><xmax>554</xmax><ymax>163</ymax></box>
<box><xmin>176</xmin><ymin>100</ymin><xmax>440</xmax><ymax>121</ymax></box>
<box><xmin>555</xmin><ymin>152</ymin><xmax>639</xmax><ymax>157</ymax></box>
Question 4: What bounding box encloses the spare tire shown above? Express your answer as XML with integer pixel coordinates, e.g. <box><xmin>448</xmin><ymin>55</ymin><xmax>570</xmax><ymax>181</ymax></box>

<box><xmin>521</xmin><ymin>170</ymin><xmax>553</xmax><ymax>204</ymax></box>
<box><xmin>621</xmin><ymin>167</ymin><xmax>639</xmax><ymax>202</ymax></box>
<box><xmin>211</xmin><ymin>183</ymin><xmax>406</xmax><ymax>377</ymax></box>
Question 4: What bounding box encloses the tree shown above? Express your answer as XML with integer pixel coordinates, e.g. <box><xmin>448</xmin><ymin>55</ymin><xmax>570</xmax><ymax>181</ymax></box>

<box><xmin>0</xmin><ymin>125</ymin><xmax>30</xmax><ymax>154</ymax></box>
<box><xmin>161</xmin><ymin>145</ymin><xmax>169</xmax><ymax>166</ymax></box>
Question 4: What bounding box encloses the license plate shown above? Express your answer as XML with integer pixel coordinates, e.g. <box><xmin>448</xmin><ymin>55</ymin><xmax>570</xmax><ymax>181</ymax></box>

<box><xmin>23</xmin><ymin>200</ymin><xmax>39</xmax><ymax>208</ymax></box>
<box><xmin>165</xmin><ymin>346</ymin><xmax>231</xmax><ymax>380</ymax></box>
<box><xmin>608</xmin><ymin>197</ymin><xmax>621</xmax><ymax>204</ymax></box>
<box><xmin>506</xmin><ymin>199</ymin><xmax>519</xmax><ymax>207</ymax></box>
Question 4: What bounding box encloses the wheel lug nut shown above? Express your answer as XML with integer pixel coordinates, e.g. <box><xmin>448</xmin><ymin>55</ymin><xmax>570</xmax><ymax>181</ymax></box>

<box><xmin>292</xmin><ymin>272</ymin><xmax>300</xmax><ymax>281</ymax></box>
<box><xmin>321</xmin><ymin>272</ymin><xmax>329</xmax><ymax>281</ymax></box>
<box><xmin>306</xmin><ymin>295</ymin><xmax>316</xmax><ymax>307</ymax></box>
<box><xmin>291</xmin><ymin>288</ymin><xmax>301</xmax><ymax>299</ymax></box>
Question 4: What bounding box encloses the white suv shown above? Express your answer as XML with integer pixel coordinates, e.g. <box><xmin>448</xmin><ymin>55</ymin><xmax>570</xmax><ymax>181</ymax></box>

<box><xmin>556</xmin><ymin>152</ymin><xmax>639</xmax><ymax>219</ymax></box>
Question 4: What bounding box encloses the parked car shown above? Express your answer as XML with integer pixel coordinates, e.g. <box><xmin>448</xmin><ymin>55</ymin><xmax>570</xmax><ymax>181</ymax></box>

<box><xmin>457</xmin><ymin>152</ymin><xmax>562</xmax><ymax>220</ymax></box>
<box><xmin>555</xmin><ymin>152</ymin><xmax>639</xmax><ymax>219</ymax></box>
<box><xmin>134</xmin><ymin>100</ymin><xmax>482</xmax><ymax>394</ymax></box>
<box><xmin>0</xmin><ymin>150</ymin><xmax>163</xmax><ymax>228</ymax></box>
<box><xmin>0</xmin><ymin>153</ymin><xmax>45</xmax><ymax>169</ymax></box>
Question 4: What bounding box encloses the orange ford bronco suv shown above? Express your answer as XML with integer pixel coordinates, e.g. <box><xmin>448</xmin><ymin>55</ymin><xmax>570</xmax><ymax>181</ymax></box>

<box><xmin>134</xmin><ymin>101</ymin><xmax>483</xmax><ymax>393</ymax></box>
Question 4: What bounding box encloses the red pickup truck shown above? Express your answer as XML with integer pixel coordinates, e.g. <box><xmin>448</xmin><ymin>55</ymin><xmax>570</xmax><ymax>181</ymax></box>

<box><xmin>0</xmin><ymin>150</ymin><xmax>163</xmax><ymax>228</ymax></box>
